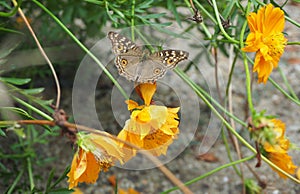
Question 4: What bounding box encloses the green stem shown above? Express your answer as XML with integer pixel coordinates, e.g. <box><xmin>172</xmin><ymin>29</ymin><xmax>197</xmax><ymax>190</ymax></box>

<box><xmin>278</xmin><ymin>66</ymin><xmax>299</xmax><ymax>100</ymax></box>
<box><xmin>0</xmin><ymin>27</ymin><xmax>24</xmax><ymax>34</ymax></box>
<box><xmin>130</xmin><ymin>0</ymin><xmax>136</xmax><ymax>41</ymax></box>
<box><xmin>106</xmin><ymin>1</ymin><xmax>126</xmax><ymax>22</ymax></box>
<box><xmin>0</xmin><ymin>151</ymin><xmax>32</xmax><ymax>158</ymax></box>
<box><xmin>269</xmin><ymin>78</ymin><xmax>300</xmax><ymax>106</ymax></box>
<box><xmin>161</xmin><ymin>155</ymin><xmax>255</xmax><ymax>193</ymax></box>
<box><xmin>225</xmin><ymin>51</ymin><xmax>238</xmax><ymax>96</ymax></box>
<box><xmin>32</xmin><ymin>0</ymin><xmax>128</xmax><ymax>100</ymax></box>
<box><xmin>241</xmin><ymin>54</ymin><xmax>254</xmax><ymax>114</ymax></box>
<box><xmin>0</xmin><ymin>0</ymin><xmax>22</xmax><ymax>17</ymax></box>
<box><xmin>285</xmin><ymin>16</ymin><xmax>300</xmax><ymax>28</ymax></box>
<box><xmin>211</xmin><ymin>0</ymin><xmax>239</xmax><ymax>44</ymax></box>
<box><xmin>12</xmin><ymin>96</ymin><xmax>53</xmax><ymax>121</ymax></box>
<box><xmin>12</xmin><ymin>96</ymin><xmax>53</xmax><ymax>120</ymax></box>
<box><xmin>240</xmin><ymin>2</ymin><xmax>254</xmax><ymax>114</ymax></box>
<box><xmin>27</xmin><ymin>157</ymin><xmax>34</xmax><ymax>191</ymax></box>
<box><xmin>287</xmin><ymin>41</ymin><xmax>300</xmax><ymax>45</ymax></box>
<box><xmin>6</xmin><ymin>169</ymin><xmax>24</xmax><ymax>194</ymax></box>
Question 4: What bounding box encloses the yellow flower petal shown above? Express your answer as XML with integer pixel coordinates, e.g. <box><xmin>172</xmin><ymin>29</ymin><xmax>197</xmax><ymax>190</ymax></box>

<box><xmin>270</xmin><ymin>119</ymin><xmax>285</xmax><ymax>138</ymax></box>
<box><xmin>135</xmin><ymin>83</ymin><xmax>156</xmax><ymax>106</ymax></box>
<box><xmin>88</xmin><ymin>133</ymin><xmax>124</xmax><ymax>164</ymax></box>
<box><xmin>136</xmin><ymin>107</ymin><xmax>151</xmax><ymax>123</ymax></box>
<box><xmin>149</xmin><ymin>105</ymin><xmax>168</xmax><ymax>129</ymax></box>
<box><xmin>126</xmin><ymin>100</ymin><xmax>139</xmax><ymax>111</ymax></box>
<box><xmin>72</xmin><ymin>188</ymin><xmax>84</xmax><ymax>194</ymax></box>
<box><xmin>261</xmin><ymin>4</ymin><xmax>285</xmax><ymax>34</ymax></box>
<box><xmin>117</xmin><ymin>128</ymin><xmax>139</xmax><ymax>162</ymax></box>
<box><xmin>297</xmin><ymin>168</ymin><xmax>300</xmax><ymax>180</ymax></box>
<box><xmin>74</xmin><ymin>150</ymin><xmax>87</xmax><ymax>180</ymax></box>
<box><xmin>267</xmin><ymin>152</ymin><xmax>297</xmax><ymax>178</ymax></box>
<box><xmin>67</xmin><ymin>149</ymin><xmax>101</xmax><ymax>189</ymax></box>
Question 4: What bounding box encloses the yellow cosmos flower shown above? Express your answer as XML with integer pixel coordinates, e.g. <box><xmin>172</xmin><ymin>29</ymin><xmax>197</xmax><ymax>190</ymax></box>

<box><xmin>117</xmin><ymin>83</ymin><xmax>180</xmax><ymax>161</ymax></box>
<box><xmin>242</xmin><ymin>4</ymin><xmax>287</xmax><ymax>83</ymax></box>
<box><xmin>249</xmin><ymin>116</ymin><xmax>297</xmax><ymax>178</ymax></box>
<box><xmin>67</xmin><ymin>132</ymin><xmax>124</xmax><ymax>189</ymax></box>
<box><xmin>262</xmin><ymin>119</ymin><xmax>297</xmax><ymax>178</ymax></box>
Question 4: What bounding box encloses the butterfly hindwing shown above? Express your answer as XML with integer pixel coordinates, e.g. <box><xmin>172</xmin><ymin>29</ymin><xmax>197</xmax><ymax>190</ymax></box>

<box><xmin>150</xmin><ymin>50</ymin><xmax>189</xmax><ymax>69</ymax></box>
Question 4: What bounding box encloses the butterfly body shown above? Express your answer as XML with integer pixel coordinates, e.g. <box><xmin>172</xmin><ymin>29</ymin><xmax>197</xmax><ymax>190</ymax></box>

<box><xmin>108</xmin><ymin>31</ymin><xmax>189</xmax><ymax>83</ymax></box>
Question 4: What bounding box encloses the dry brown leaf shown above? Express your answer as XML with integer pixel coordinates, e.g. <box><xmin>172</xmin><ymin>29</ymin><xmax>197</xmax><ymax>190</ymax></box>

<box><xmin>108</xmin><ymin>174</ymin><xmax>116</xmax><ymax>187</ymax></box>
<box><xmin>196</xmin><ymin>152</ymin><xmax>219</xmax><ymax>163</ymax></box>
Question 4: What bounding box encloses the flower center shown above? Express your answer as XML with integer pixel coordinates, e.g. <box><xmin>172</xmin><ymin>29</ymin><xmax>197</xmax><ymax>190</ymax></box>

<box><xmin>263</xmin><ymin>32</ymin><xmax>286</xmax><ymax>58</ymax></box>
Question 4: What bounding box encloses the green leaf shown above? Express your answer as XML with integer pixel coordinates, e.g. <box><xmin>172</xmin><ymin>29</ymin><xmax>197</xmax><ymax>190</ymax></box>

<box><xmin>0</xmin><ymin>77</ymin><xmax>31</xmax><ymax>85</ymax></box>
<box><xmin>0</xmin><ymin>34</ymin><xmax>23</xmax><ymax>58</ymax></box>
<box><xmin>13</xmin><ymin>127</ymin><xmax>26</xmax><ymax>138</ymax></box>
<box><xmin>0</xmin><ymin>1</ymin><xmax>12</xmax><ymax>9</ymax></box>
<box><xmin>152</xmin><ymin>25</ymin><xmax>188</xmax><ymax>39</ymax></box>
<box><xmin>0</xmin><ymin>107</ymin><xmax>32</xmax><ymax>118</ymax></box>
<box><xmin>23</xmin><ymin>88</ymin><xmax>45</xmax><ymax>95</ymax></box>
<box><xmin>0</xmin><ymin>0</ymin><xmax>22</xmax><ymax>17</ymax></box>
<box><xmin>84</xmin><ymin>0</ymin><xmax>105</xmax><ymax>6</ymax></box>
<box><xmin>222</xmin><ymin>0</ymin><xmax>235</xmax><ymax>19</ymax></box>
<box><xmin>12</xmin><ymin>97</ymin><xmax>53</xmax><ymax>121</ymax></box>
<box><xmin>0</xmin><ymin>129</ymin><xmax>6</xmax><ymax>137</ymax></box>
<box><xmin>46</xmin><ymin>169</ymin><xmax>55</xmax><ymax>191</ymax></box>
<box><xmin>167</xmin><ymin>0</ymin><xmax>182</xmax><ymax>27</ymax></box>
<box><xmin>49</xmin><ymin>166</ymin><xmax>71</xmax><ymax>190</ymax></box>
<box><xmin>105</xmin><ymin>3</ymin><xmax>118</xmax><ymax>23</ymax></box>
<box><xmin>62</xmin><ymin>6</ymin><xmax>74</xmax><ymax>24</ymax></box>
<box><xmin>35</xmin><ymin>98</ymin><xmax>53</xmax><ymax>106</ymax></box>
<box><xmin>136</xmin><ymin>0</ymin><xmax>154</xmax><ymax>10</ymax></box>
<box><xmin>137</xmin><ymin>13</ymin><xmax>166</xmax><ymax>19</ymax></box>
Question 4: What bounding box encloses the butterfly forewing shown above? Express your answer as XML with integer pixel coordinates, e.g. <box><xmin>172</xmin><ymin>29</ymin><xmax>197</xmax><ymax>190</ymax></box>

<box><xmin>108</xmin><ymin>31</ymin><xmax>139</xmax><ymax>54</ymax></box>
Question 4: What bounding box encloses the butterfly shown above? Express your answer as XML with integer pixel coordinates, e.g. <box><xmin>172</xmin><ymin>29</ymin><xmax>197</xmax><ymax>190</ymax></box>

<box><xmin>108</xmin><ymin>31</ymin><xmax>189</xmax><ymax>83</ymax></box>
